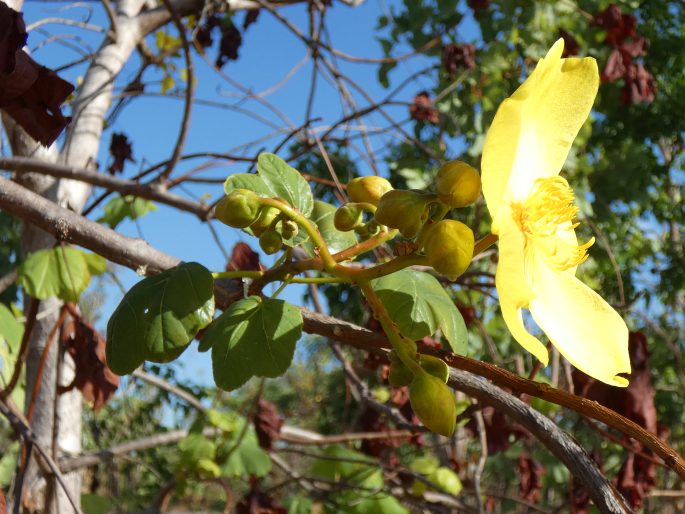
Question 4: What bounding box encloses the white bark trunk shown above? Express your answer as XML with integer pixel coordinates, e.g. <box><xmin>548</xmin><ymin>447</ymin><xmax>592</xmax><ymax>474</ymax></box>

<box><xmin>2</xmin><ymin>1</ymin><xmax>147</xmax><ymax>511</ymax></box>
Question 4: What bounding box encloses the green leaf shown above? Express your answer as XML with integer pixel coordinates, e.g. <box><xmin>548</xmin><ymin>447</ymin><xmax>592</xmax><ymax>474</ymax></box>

<box><xmin>0</xmin><ymin>304</ymin><xmax>23</xmax><ymax>386</ymax></box>
<box><xmin>0</xmin><ymin>303</ymin><xmax>23</xmax><ymax>353</ymax></box>
<box><xmin>206</xmin><ymin>296</ymin><xmax>302</xmax><ymax>390</ymax></box>
<box><xmin>178</xmin><ymin>433</ymin><xmax>216</xmax><ymax>466</ymax></box>
<box><xmin>83</xmin><ymin>252</ymin><xmax>107</xmax><ymax>276</ymax></box>
<box><xmin>97</xmin><ymin>195</ymin><xmax>157</xmax><ymax>229</ymax></box>
<box><xmin>303</xmin><ymin>201</ymin><xmax>358</xmax><ymax>256</ymax></box>
<box><xmin>81</xmin><ymin>494</ymin><xmax>114</xmax><ymax>514</ymax></box>
<box><xmin>371</xmin><ymin>269</ymin><xmax>467</xmax><ymax>354</ymax></box>
<box><xmin>311</xmin><ymin>446</ymin><xmax>407</xmax><ymax>514</ymax></box>
<box><xmin>218</xmin><ymin>429</ymin><xmax>271</xmax><ymax>478</ymax></box>
<box><xmin>309</xmin><ymin>445</ymin><xmax>378</xmax><ymax>485</ymax></box>
<box><xmin>0</xmin><ymin>442</ymin><xmax>18</xmax><ymax>487</ymax></box>
<box><xmin>18</xmin><ymin>247</ymin><xmax>93</xmax><ymax>302</ymax></box>
<box><xmin>106</xmin><ymin>262</ymin><xmax>215</xmax><ymax>375</ymax></box>
<box><xmin>286</xmin><ymin>496</ymin><xmax>314</xmax><ymax>514</ymax></box>
<box><xmin>224</xmin><ymin>153</ymin><xmax>313</xmax><ymax>217</ymax></box>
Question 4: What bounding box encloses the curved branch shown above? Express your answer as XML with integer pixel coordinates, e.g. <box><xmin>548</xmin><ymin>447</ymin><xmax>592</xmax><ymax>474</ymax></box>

<box><xmin>447</xmin><ymin>369</ymin><xmax>631</xmax><ymax>514</ymax></box>
<box><xmin>0</xmin><ymin>157</ymin><xmax>208</xmax><ymax>218</ymax></box>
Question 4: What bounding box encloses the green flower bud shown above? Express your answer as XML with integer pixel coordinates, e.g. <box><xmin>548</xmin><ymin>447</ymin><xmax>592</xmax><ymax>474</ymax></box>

<box><xmin>435</xmin><ymin>161</ymin><xmax>481</xmax><ymax>208</ymax></box>
<box><xmin>259</xmin><ymin>230</ymin><xmax>283</xmax><ymax>255</ymax></box>
<box><xmin>419</xmin><ymin>354</ymin><xmax>449</xmax><ymax>383</ymax></box>
<box><xmin>196</xmin><ymin>459</ymin><xmax>221</xmax><ymax>479</ymax></box>
<box><xmin>280</xmin><ymin>219</ymin><xmax>299</xmax><ymax>240</ymax></box>
<box><xmin>334</xmin><ymin>203</ymin><xmax>364</xmax><ymax>232</ymax></box>
<box><xmin>214</xmin><ymin>189</ymin><xmax>261</xmax><ymax>228</ymax></box>
<box><xmin>375</xmin><ymin>189</ymin><xmax>432</xmax><ymax>239</ymax></box>
<box><xmin>250</xmin><ymin>206</ymin><xmax>280</xmax><ymax>236</ymax></box>
<box><xmin>428</xmin><ymin>467</ymin><xmax>463</xmax><ymax>496</ymax></box>
<box><xmin>409</xmin><ymin>371</ymin><xmax>457</xmax><ymax>436</ymax></box>
<box><xmin>423</xmin><ymin>219</ymin><xmax>474</xmax><ymax>281</ymax></box>
<box><xmin>347</xmin><ymin>176</ymin><xmax>393</xmax><ymax>205</ymax></box>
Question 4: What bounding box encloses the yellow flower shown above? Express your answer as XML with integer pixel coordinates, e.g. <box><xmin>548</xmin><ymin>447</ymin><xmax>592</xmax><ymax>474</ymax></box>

<box><xmin>481</xmin><ymin>39</ymin><xmax>631</xmax><ymax>387</ymax></box>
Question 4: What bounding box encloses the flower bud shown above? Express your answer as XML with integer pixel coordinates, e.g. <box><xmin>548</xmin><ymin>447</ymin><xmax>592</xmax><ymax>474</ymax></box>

<box><xmin>280</xmin><ymin>219</ymin><xmax>299</xmax><ymax>240</ymax></box>
<box><xmin>423</xmin><ymin>220</ymin><xmax>474</xmax><ymax>281</ymax></box>
<box><xmin>419</xmin><ymin>354</ymin><xmax>449</xmax><ymax>383</ymax></box>
<box><xmin>259</xmin><ymin>230</ymin><xmax>283</xmax><ymax>255</ymax></box>
<box><xmin>375</xmin><ymin>189</ymin><xmax>432</xmax><ymax>239</ymax></box>
<box><xmin>428</xmin><ymin>467</ymin><xmax>463</xmax><ymax>496</ymax></box>
<box><xmin>347</xmin><ymin>176</ymin><xmax>393</xmax><ymax>205</ymax></box>
<box><xmin>214</xmin><ymin>189</ymin><xmax>261</xmax><ymax>228</ymax></box>
<box><xmin>334</xmin><ymin>203</ymin><xmax>364</xmax><ymax>232</ymax></box>
<box><xmin>409</xmin><ymin>371</ymin><xmax>457</xmax><ymax>436</ymax></box>
<box><xmin>435</xmin><ymin>160</ymin><xmax>481</xmax><ymax>208</ymax></box>
<box><xmin>250</xmin><ymin>206</ymin><xmax>280</xmax><ymax>236</ymax></box>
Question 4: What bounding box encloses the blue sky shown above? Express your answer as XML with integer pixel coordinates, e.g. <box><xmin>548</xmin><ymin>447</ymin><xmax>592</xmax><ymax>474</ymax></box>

<box><xmin>18</xmin><ymin>0</ymin><xmax>479</xmax><ymax>386</ymax></box>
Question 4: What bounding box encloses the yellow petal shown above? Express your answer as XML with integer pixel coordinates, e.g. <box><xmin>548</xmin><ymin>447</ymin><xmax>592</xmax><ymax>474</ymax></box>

<box><xmin>501</xmin><ymin>297</ymin><xmax>549</xmax><ymax>366</ymax></box>
<box><xmin>528</xmin><ymin>253</ymin><xmax>631</xmax><ymax>387</ymax></box>
<box><xmin>495</xmin><ymin>215</ymin><xmax>548</xmax><ymax>365</ymax></box>
<box><xmin>482</xmin><ymin>39</ymin><xmax>599</xmax><ymax>223</ymax></box>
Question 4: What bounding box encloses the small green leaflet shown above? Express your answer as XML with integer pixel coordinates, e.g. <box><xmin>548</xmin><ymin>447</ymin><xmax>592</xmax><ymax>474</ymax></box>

<box><xmin>18</xmin><ymin>247</ymin><xmax>107</xmax><ymax>302</ymax></box>
<box><xmin>310</xmin><ymin>445</ymin><xmax>407</xmax><ymax>514</ymax></box>
<box><xmin>97</xmin><ymin>195</ymin><xmax>157</xmax><ymax>229</ymax></box>
<box><xmin>303</xmin><ymin>201</ymin><xmax>358</xmax><ymax>256</ymax></box>
<box><xmin>106</xmin><ymin>262</ymin><xmax>215</xmax><ymax>375</ymax></box>
<box><xmin>80</xmin><ymin>494</ymin><xmax>114</xmax><ymax>514</ymax></box>
<box><xmin>178</xmin><ymin>433</ymin><xmax>216</xmax><ymax>466</ymax></box>
<box><xmin>224</xmin><ymin>153</ymin><xmax>314</xmax><ymax>217</ymax></box>
<box><xmin>218</xmin><ymin>429</ymin><xmax>271</xmax><ymax>478</ymax></box>
<box><xmin>0</xmin><ymin>303</ymin><xmax>23</xmax><ymax>383</ymax></box>
<box><xmin>371</xmin><ymin>269</ymin><xmax>467</xmax><ymax>354</ymax></box>
<box><xmin>201</xmin><ymin>296</ymin><xmax>302</xmax><ymax>391</ymax></box>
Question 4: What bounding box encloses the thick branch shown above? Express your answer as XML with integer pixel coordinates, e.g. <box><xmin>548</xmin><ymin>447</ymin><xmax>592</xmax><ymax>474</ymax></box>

<box><xmin>447</xmin><ymin>369</ymin><xmax>630</xmax><ymax>514</ymax></box>
<box><xmin>0</xmin><ymin>177</ymin><xmax>180</xmax><ymax>274</ymax></box>
<box><xmin>1</xmin><ymin>157</ymin><xmax>208</xmax><ymax>218</ymax></box>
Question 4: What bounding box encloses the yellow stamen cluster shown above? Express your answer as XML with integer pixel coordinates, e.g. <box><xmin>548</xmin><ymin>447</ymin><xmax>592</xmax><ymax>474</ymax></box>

<box><xmin>512</xmin><ymin>177</ymin><xmax>595</xmax><ymax>271</ymax></box>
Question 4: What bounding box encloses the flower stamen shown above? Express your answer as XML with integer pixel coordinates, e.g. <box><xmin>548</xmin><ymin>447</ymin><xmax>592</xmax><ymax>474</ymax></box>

<box><xmin>511</xmin><ymin>177</ymin><xmax>595</xmax><ymax>271</ymax></box>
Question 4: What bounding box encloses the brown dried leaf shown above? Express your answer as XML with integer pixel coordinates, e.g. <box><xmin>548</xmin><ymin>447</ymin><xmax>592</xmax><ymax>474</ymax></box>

<box><xmin>253</xmin><ymin>399</ymin><xmax>283</xmax><ymax>451</ymax></box>
<box><xmin>243</xmin><ymin>10</ymin><xmax>260</xmax><ymax>31</ymax></box>
<box><xmin>621</xmin><ymin>62</ymin><xmax>656</xmax><ymax>104</ymax></box>
<box><xmin>0</xmin><ymin>3</ymin><xmax>74</xmax><ymax>146</ymax></box>
<box><xmin>558</xmin><ymin>29</ymin><xmax>580</xmax><ymax>57</ymax></box>
<box><xmin>518</xmin><ymin>455</ymin><xmax>545</xmax><ymax>503</ymax></box>
<box><xmin>0</xmin><ymin>487</ymin><xmax>7</xmax><ymax>514</ymax></box>
<box><xmin>236</xmin><ymin>477</ymin><xmax>287</xmax><ymax>514</ymax></box>
<box><xmin>442</xmin><ymin>43</ymin><xmax>476</xmax><ymax>75</ymax></box>
<box><xmin>107</xmin><ymin>132</ymin><xmax>135</xmax><ymax>175</ymax></box>
<box><xmin>226</xmin><ymin>242</ymin><xmax>262</xmax><ymax>272</ymax></box>
<box><xmin>60</xmin><ymin>316</ymin><xmax>119</xmax><ymax>411</ymax></box>
<box><xmin>409</xmin><ymin>92</ymin><xmax>440</xmax><ymax>125</ymax></box>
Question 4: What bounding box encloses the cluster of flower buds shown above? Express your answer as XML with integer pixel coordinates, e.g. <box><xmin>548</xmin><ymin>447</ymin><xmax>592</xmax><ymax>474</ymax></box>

<box><xmin>214</xmin><ymin>191</ymin><xmax>297</xmax><ymax>255</ymax></box>
<box><xmin>335</xmin><ymin>160</ymin><xmax>482</xmax><ymax>281</ymax></box>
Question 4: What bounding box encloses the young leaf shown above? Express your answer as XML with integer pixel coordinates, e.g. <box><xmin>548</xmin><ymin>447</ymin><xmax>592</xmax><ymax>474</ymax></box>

<box><xmin>0</xmin><ymin>303</ymin><xmax>23</xmax><ymax>353</ymax></box>
<box><xmin>205</xmin><ymin>296</ymin><xmax>302</xmax><ymax>391</ymax></box>
<box><xmin>303</xmin><ymin>201</ymin><xmax>358</xmax><ymax>255</ymax></box>
<box><xmin>97</xmin><ymin>195</ymin><xmax>157</xmax><ymax>229</ymax></box>
<box><xmin>106</xmin><ymin>262</ymin><xmax>215</xmax><ymax>375</ymax></box>
<box><xmin>178</xmin><ymin>433</ymin><xmax>216</xmax><ymax>467</ymax></box>
<box><xmin>224</xmin><ymin>153</ymin><xmax>314</xmax><ymax>217</ymax></box>
<box><xmin>218</xmin><ymin>430</ymin><xmax>272</xmax><ymax>478</ymax></box>
<box><xmin>80</xmin><ymin>493</ymin><xmax>114</xmax><ymax>514</ymax></box>
<box><xmin>18</xmin><ymin>247</ymin><xmax>93</xmax><ymax>302</ymax></box>
<box><xmin>372</xmin><ymin>269</ymin><xmax>467</xmax><ymax>354</ymax></box>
